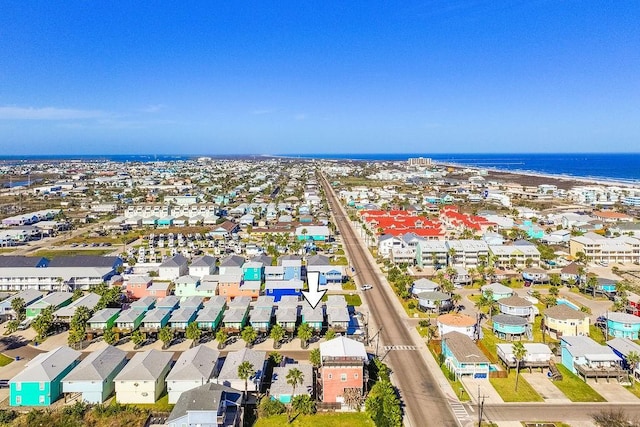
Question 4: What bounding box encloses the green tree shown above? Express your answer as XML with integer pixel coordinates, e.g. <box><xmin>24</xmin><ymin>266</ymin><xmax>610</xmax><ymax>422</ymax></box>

<box><xmin>131</xmin><ymin>329</ymin><xmax>145</xmax><ymax>348</ymax></box>
<box><xmin>158</xmin><ymin>326</ymin><xmax>174</xmax><ymax>349</ymax></box>
<box><xmin>325</xmin><ymin>328</ymin><xmax>337</xmax><ymax>341</ymax></box>
<box><xmin>286</xmin><ymin>367</ymin><xmax>305</xmax><ymax>422</ymax></box>
<box><xmin>626</xmin><ymin>351</ymin><xmax>640</xmax><ymax>375</ymax></box>
<box><xmin>68</xmin><ymin>306</ymin><xmax>92</xmax><ymax>347</ymax></box>
<box><xmin>291</xmin><ymin>394</ymin><xmax>315</xmax><ymax>416</ymax></box>
<box><xmin>549</xmin><ymin>286</ymin><xmax>560</xmax><ymax>298</ymax></box>
<box><xmin>5</xmin><ymin>320</ymin><xmax>19</xmax><ymax>334</ymax></box>
<box><xmin>513</xmin><ymin>341</ymin><xmax>527</xmax><ymax>392</ymax></box>
<box><xmin>297</xmin><ymin>322</ymin><xmax>313</xmax><ymax>348</ymax></box>
<box><xmin>71</xmin><ymin>289</ymin><xmax>84</xmax><ymax>302</ymax></box>
<box><xmin>215</xmin><ymin>329</ymin><xmax>228</xmax><ymax>349</ymax></box>
<box><xmin>270</xmin><ymin>323</ymin><xmax>286</xmax><ymax>349</ymax></box>
<box><xmin>241</xmin><ymin>325</ymin><xmax>258</xmax><ymax>348</ymax></box>
<box><xmin>365</xmin><ymin>379</ymin><xmax>402</xmax><ymax>427</ymax></box>
<box><xmin>237</xmin><ymin>360</ymin><xmax>256</xmax><ymax>403</ymax></box>
<box><xmin>309</xmin><ymin>348</ymin><xmax>321</xmax><ymax>368</ymax></box>
<box><xmin>10</xmin><ymin>297</ymin><xmax>25</xmax><ymax>322</ymax></box>
<box><xmin>103</xmin><ymin>327</ymin><xmax>117</xmax><ymax>345</ymax></box>
<box><xmin>269</xmin><ymin>351</ymin><xmax>283</xmax><ymax>367</ymax></box>
<box><xmin>185</xmin><ymin>322</ymin><xmax>202</xmax><ymax>342</ymax></box>
<box><xmin>258</xmin><ymin>396</ymin><xmax>286</xmax><ymax>417</ymax></box>
<box><xmin>32</xmin><ymin>306</ymin><xmax>54</xmax><ymax>340</ymax></box>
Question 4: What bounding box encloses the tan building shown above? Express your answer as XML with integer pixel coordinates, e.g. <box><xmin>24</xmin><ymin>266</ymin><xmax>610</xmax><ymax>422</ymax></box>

<box><xmin>543</xmin><ymin>304</ymin><xmax>589</xmax><ymax>339</ymax></box>
<box><xmin>570</xmin><ymin>232</ymin><xmax>640</xmax><ymax>264</ymax></box>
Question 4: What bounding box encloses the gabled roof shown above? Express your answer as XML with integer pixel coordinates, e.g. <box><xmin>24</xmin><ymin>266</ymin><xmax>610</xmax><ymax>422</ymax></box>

<box><xmin>607</xmin><ymin>337</ymin><xmax>640</xmax><ymax>358</ymax></box>
<box><xmin>166</xmin><ymin>344</ymin><xmax>220</xmax><ymax>382</ymax></box>
<box><xmin>114</xmin><ymin>349</ymin><xmax>173</xmax><ymax>381</ymax></box>
<box><xmin>167</xmin><ymin>383</ymin><xmax>242</xmax><ymax>423</ymax></box>
<box><xmin>220</xmin><ymin>255</ymin><xmax>245</xmax><ymax>267</ymax></box>
<box><xmin>130</xmin><ymin>296</ymin><xmax>156</xmax><ymax>310</ymax></box>
<box><xmin>54</xmin><ymin>293</ymin><xmax>101</xmax><ymax>318</ymax></box>
<box><xmin>88</xmin><ymin>308</ymin><xmax>121</xmax><ymax>323</ymax></box>
<box><xmin>442</xmin><ymin>331</ymin><xmax>489</xmax><ymax>364</ymax></box>
<box><xmin>306</xmin><ymin>254</ymin><xmax>330</xmax><ymax>266</ymax></box>
<box><xmin>190</xmin><ymin>255</ymin><xmax>217</xmax><ymax>268</ymax></box>
<box><xmin>0</xmin><ymin>255</ymin><xmax>47</xmax><ymax>268</ymax></box>
<box><xmin>159</xmin><ymin>254</ymin><xmax>188</xmax><ymax>268</ymax></box>
<box><xmin>11</xmin><ymin>346</ymin><xmax>80</xmax><ymax>383</ymax></box>
<box><xmin>217</xmin><ymin>348</ymin><xmax>266</xmax><ymax>381</ymax></box>
<box><xmin>62</xmin><ymin>345</ymin><xmax>126</xmax><ymax>382</ymax></box>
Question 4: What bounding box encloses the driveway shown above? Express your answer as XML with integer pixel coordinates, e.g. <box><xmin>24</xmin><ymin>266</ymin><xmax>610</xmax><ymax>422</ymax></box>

<box><xmin>586</xmin><ymin>379</ymin><xmax>640</xmax><ymax>402</ymax></box>
<box><xmin>521</xmin><ymin>372</ymin><xmax>570</xmax><ymax>402</ymax></box>
<box><xmin>460</xmin><ymin>376</ymin><xmax>504</xmax><ymax>404</ymax></box>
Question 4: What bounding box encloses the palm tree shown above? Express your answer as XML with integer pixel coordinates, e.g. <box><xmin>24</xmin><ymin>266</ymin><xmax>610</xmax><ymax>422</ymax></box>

<box><xmin>241</xmin><ymin>325</ymin><xmax>258</xmax><ymax>348</ymax></box>
<box><xmin>270</xmin><ymin>323</ymin><xmax>286</xmax><ymax>349</ymax></box>
<box><xmin>626</xmin><ymin>351</ymin><xmax>640</xmax><ymax>378</ymax></box>
<box><xmin>450</xmin><ymin>293</ymin><xmax>462</xmax><ymax>310</ymax></box>
<box><xmin>309</xmin><ymin>348</ymin><xmax>321</xmax><ymax>369</ymax></box>
<box><xmin>286</xmin><ymin>368</ymin><xmax>305</xmax><ymax>422</ymax></box>
<box><xmin>237</xmin><ymin>360</ymin><xmax>256</xmax><ymax>405</ymax></box>
<box><xmin>587</xmin><ymin>275</ymin><xmax>599</xmax><ymax>298</ymax></box>
<box><xmin>549</xmin><ymin>286</ymin><xmax>560</xmax><ymax>298</ymax></box>
<box><xmin>215</xmin><ymin>329</ymin><xmax>228</xmax><ymax>349</ymax></box>
<box><xmin>513</xmin><ymin>341</ymin><xmax>527</xmax><ymax>392</ymax></box>
<box><xmin>297</xmin><ymin>322</ymin><xmax>313</xmax><ymax>349</ymax></box>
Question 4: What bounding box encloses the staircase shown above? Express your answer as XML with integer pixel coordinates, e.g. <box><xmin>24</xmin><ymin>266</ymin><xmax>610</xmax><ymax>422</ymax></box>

<box><xmin>548</xmin><ymin>359</ymin><xmax>563</xmax><ymax>381</ymax></box>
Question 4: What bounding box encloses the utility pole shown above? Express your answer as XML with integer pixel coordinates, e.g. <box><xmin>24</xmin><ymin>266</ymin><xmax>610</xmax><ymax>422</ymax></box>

<box><xmin>477</xmin><ymin>385</ymin><xmax>488</xmax><ymax>427</ymax></box>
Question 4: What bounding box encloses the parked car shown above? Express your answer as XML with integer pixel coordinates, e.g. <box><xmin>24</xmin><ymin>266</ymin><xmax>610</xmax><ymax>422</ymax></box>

<box><xmin>361</xmin><ymin>284</ymin><xmax>373</xmax><ymax>291</ymax></box>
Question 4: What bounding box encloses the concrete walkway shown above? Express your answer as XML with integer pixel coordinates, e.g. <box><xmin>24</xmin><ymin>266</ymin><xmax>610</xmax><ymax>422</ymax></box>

<box><xmin>521</xmin><ymin>372</ymin><xmax>570</xmax><ymax>402</ymax></box>
<box><xmin>460</xmin><ymin>376</ymin><xmax>504</xmax><ymax>404</ymax></box>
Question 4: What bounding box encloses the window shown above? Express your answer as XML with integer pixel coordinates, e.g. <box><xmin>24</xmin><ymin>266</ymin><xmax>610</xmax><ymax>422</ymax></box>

<box><xmin>39</xmin><ymin>382</ymin><xmax>45</xmax><ymax>391</ymax></box>
<box><xmin>15</xmin><ymin>382</ymin><xmax>21</xmax><ymax>391</ymax></box>
<box><xmin>354</xmin><ymin>373</ymin><xmax>359</xmax><ymax>379</ymax></box>
<box><xmin>341</xmin><ymin>373</ymin><xmax>347</xmax><ymax>382</ymax></box>
<box><xmin>327</xmin><ymin>373</ymin><xmax>332</xmax><ymax>380</ymax></box>
<box><xmin>15</xmin><ymin>396</ymin><xmax>21</xmax><ymax>405</ymax></box>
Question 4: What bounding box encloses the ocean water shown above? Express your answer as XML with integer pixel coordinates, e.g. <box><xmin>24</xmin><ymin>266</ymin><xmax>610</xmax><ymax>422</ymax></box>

<box><xmin>298</xmin><ymin>153</ymin><xmax>640</xmax><ymax>184</ymax></box>
<box><xmin>1</xmin><ymin>153</ymin><xmax>639</xmax><ymax>184</ymax></box>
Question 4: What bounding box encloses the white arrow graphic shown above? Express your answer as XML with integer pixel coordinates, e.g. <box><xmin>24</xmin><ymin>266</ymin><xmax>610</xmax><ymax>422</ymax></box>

<box><xmin>302</xmin><ymin>271</ymin><xmax>326</xmax><ymax>309</ymax></box>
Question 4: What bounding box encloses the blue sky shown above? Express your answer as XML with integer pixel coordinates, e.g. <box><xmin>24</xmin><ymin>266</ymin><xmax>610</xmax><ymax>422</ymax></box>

<box><xmin>1</xmin><ymin>1</ymin><xmax>638</xmax><ymax>155</ymax></box>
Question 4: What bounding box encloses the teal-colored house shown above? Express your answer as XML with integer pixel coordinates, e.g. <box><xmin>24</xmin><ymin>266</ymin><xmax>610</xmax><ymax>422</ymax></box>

<box><xmin>114</xmin><ymin>309</ymin><xmax>146</xmax><ymax>333</ymax></box>
<box><xmin>195</xmin><ymin>303</ymin><xmax>225</xmax><ymax>331</ymax></box>
<box><xmin>242</xmin><ymin>261</ymin><xmax>264</xmax><ymax>282</ymax></box>
<box><xmin>87</xmin><ymin>308</ymin><xmax>121</xmax><ymax>335</ymax></box>
<box><xmin>481</xmin><ymin>283</ymin><xmax>514</xmax><ymax>301</ymax></box>
<box><xmin>491</xmin><ymin>314</ymin><xmax>530</xmax><ymax>340</ymax></box>
<box><xmin>604</xmin><ymin>312</ymin><xmax>640</xmax><ymax>339</ymax></box>
<box><xmin>518</xmin><ymin>220</ymin><xmax>544</xmax><ymax>239</ymax></box>
<box><xmin>441</xmin><ymin>332</ymin><xmax>490</xmax><ymax>380</ymax></box>
<box><xmin>301</xmin><ymin>305</ymin><xmax>324</xmax><ymax>331</ymax></box>
<box><xmin>10</xmin><ymin>346</ymin><xmax>81</xmax><ymax>406</ymax></box>
<box><xmin>140</xmin><ymin>308</ymin><xmax>172</xmax><ymax>332</ymax></box>
<box><xmin>26</xmin><ymin>292</ymin><xmax>73</xmax><ymax>319</ymax></box>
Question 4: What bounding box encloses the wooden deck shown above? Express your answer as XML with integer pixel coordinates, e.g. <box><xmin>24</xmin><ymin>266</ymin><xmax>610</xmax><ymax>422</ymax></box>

<box><xmin>575</xmin><ymin>364</ymin><xmax>625</xmax><ymax>382</ymax></box>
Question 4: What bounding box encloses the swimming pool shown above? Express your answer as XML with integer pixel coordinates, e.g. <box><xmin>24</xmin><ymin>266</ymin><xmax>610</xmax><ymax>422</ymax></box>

<box><xmin>557</xmin><ymin>298</ymin><xmax>580</xmax><ymax>311</ymax></box>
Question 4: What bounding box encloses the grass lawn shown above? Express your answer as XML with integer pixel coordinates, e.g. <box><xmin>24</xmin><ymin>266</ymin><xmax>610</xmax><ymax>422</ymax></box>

<box><xmin>479</xmin><ymin>328</ymin><xmax>501</xmax><ymax>363</ymax></box>
<box><xmin>344</xmin><ymin>294</ymin><xmax>362</xmax><ymax>307</ymax></box>
<box><xmin>33</xmin><ymin>249</ymin><xmax>114</xmax><ymax>258</ymax></box>
<box><xmin>255</xmin><ymin>413</ymin><xmax>375</xmax><ymax>426</ymax></box>
<box><xmin>331</xmin><ymin>256</ymin><xmax>349</xmax><ymax>266</ymax></box>
<box><xmin>624</xmin><ymin>379</ymin><xmax>640</xmax><ymax>399</ymax></box>
<box><xmin>342</xmin><ymin>280</ymin><xmax>356</xmax><ymax>291</ymax></box>
<box><xmin>552</xmin><ymin>364</ymin><xmax>606</xmax><ymax>402</ymax></box>
<box><xmin>134</xmin><ymin>392</ymin><xmax>174</xmax><ymax>412</ymax></box>
<box><xmin>489</xmin><ymin>371</ymin><xmax>544</xmax><ymax>402</ymax></box>
<box><xmin>590</xmin><ymin>325</ymin><xmax>608</xmax><ymax>344</ymax></box>
<box><xmin>0</xmin><ymin>353</ymin><xmax>13</xmax><ymax>367</ymax></box>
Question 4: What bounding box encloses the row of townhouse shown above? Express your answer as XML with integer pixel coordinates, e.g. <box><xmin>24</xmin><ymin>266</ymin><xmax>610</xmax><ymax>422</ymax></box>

<box><xmin>0</xmin><ymin>255</ymin><xmax>122</xmax><ymax>292</ymax></box>
<box><xmin>412</xmin><ymin>240</ymin><xmax>541</xmax><ymax>269</ymax></box>
<box><xmin>9</xmin><ymin>335</ymin><xmax>368</xmax><ymax>422</ymax></box>
<box><xmin>86</xmin><ymin>294</ymin><xmax>352</xmax><ymax>341</ymax></box>
<box><xmin>1</xmin><ymin>209</ymin><xmax>61</xmax><ymax>227</ymax></box>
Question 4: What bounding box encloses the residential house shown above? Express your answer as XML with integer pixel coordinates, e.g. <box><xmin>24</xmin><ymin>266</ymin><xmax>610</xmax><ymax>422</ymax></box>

<box><xmin>270</xmin><ymin>362</ymin><xmax>314</xmax><ymax>403</ymax></box>
<box><xmin>156</xmin><ymin>295</ymin><xmax>181</xmax><ymax>310</ymax></box>
<box><xmin>441</xmin><ymin>331</ymin><xmax>490</xmax><ymax>380</ymax></box>
<box><xmin>195</xmin><ymin>301</ymin><xmax>226</xmax><ymax>332</ymax></box>
<box><xmin>319</xmin><ymin>336</ymin><xmax>368</xmax><ymax>404</ymax></box>
<box><xmin>87</xmin><ymin>308</ymin><xmax>121</xmax><ymax>337</ymax></box>
<box><xmin>174</xmin><ymin>275</ymin><xmax>204</xmax><ymax>298</ymax></box>
<box><xmin>218</xmin><ymin>267</ymin><xmax>259</xmax><ymax>301</ymax></box>
<box><xmin>166</xmin><ymin>383</ymin><xmax>242</xmax><ymax>427</ymax></box>
<box><xmin>52</xmin><ymin>292</ymin><xmax>101</xmax><ymax>323</ymax></box>
<box><xmin>606</xmin><ymin>337</ymin><xmax>640</xmax><ymax>373</ymax></box>
<box><xmin>129</xmin><ymin>296</ymin><xmax>156</xmax><ymax>311</ymax></box>
<box><xmin>114</xmin><ymin>309</ymin><xmax>146</xmax><ymax>336</ymax></box>
<box><xmin>437</xmin><ymin>313</ymin><xmax>477</xmax><ymax>340</ymax></box>
<box><xmin>62</xmin><ymin>345</ymin><xmax>127</xmax><ymax>403</ymax></box>
<box><xmin>242</xmin><ymin>261</ymin><xmax>264</xmax><ymax>282</ymax></box>
<box><xmin>169</xmin><ymin>307</ymin><xmax>200</xmax><ymax>331</ymax></box>
<box><xmin>446</xmin><ymin>240</ymin><xmax>489</xmax><ymax>268</ymax></box>
<box><xmin>326</xmin><ymin>295</ymin><xmax>350</xmax><ymax>332</ymax></box>
<box><xmin>570</xmin><ymin>233</ymin><xmax>640</xmax><ymax>265</ymax></box>
<box><xmin>489</xmin><ymin>245</ymin><xmax>541</xmax><ymax>269</ymax></box>
<box><xmin>0</xmin><ymin>289</ymin><xmax>43</xmax><ymax>320</ymax></box>
<box><xmin>492</xmin><ymin>314</ymin><xmax>531</xmax><ymax>341</ymax></box>
<box><xmin>114</xmin><ymin>349</ymin><xmax>173</xmax><ymax>404</ymax></box>
<box><xmin>124</xmin><ymin>276</ymin><xmax>154</xmax><ymax>299</ymax></box>
<box><xmin>306</xmin><ymin>254</ymin><xmax>343</xmax><ymax>285</ymax></box>
<box><xmin>560</xmin><ymin>336</ymin><xmax>623</xmax><ymax>380</ymax></box>
<box><xmin>26</xmin><ymin>292</ymin><xmax>73</xmax><ymax>319</ymax></box>
<box><xmin>278</xmin><ymin>255</ymin><xmax>302</xmax><ymax>280</ymax></box>
<box><xmin>140</xmin><ymin>308</ymin><xmax>172</xmax><ymax>333</ymax></box>
<box><xmin>217</xmin><ymin>348</ymin><xmax>266</xmax><ymax>393</ymax></box>
<box><xmin>603</xmin><ymin>312</ymin><xmax>640</xmax><ymax>340</ymax></box>
<box><xmin>481</xmin><ymin>283</ymin><xmax>513</xmax><ymax>301</ymax></box>
<box><xmin>188</xmin><ymin>255</ymin><xmax>217</xmax><ymax>278</ymax></box>
<box><xmin>295</xmin><ymin>225</ymin><xmax>330</xmax><ymax>241</ymax></box>
<box><xmin>219</xmin><ymin>255</ymin><xmax>245</xmax><ymax>275</ymax></box>
<box><xmin>222</xmin><ymin>297</ymin><xmax>251</xmax><ymax>333</ymax></box>
<box><xmin>415</xmin><ymin>240</ymin><xmax>448</xmax><ymax>269</ymax></box>
<box><xmin>301</xmin><ymin>304</ymin><xmax>324</xmax><ymax>331</ymax></box>
<box><xmin>496</xmin><ymin>343</ymin><xmax>553</xmax><ymax>372</ymax></box>
<box><xmin>275</xmin><ymin>297</ymin><xmax>299</xmax><ymax>333</ymax></box>
<box><xmin>10</xmin><ymin>346</ymin><xmax>81</xmax><ymax>406</ymax></box>
<box><xmin>543</xmin><ymin>304</ymin><xmax>590</xmax><ymax>339</ymax></box>
<box><xmin>166</xmin><ymin>344</ymin><xmax>221</xmax><ymax>404</ymax></box>
<box><xmin>250</xmin><ymin>296</ymin><xmax>275</xmax><ymax>334</ymax></box>
<box><xmin>265</xmin><ymin>279</ymin><xmax>304</xmax><ymax>302</ymax></box>
<box><xmin>561</xmin><ymin>263</ymin><xmax>583</xmax><ymax>284</ymax></box>
<box><xmin>411</xmin><ymin>278</ymin><xmax>439</xmax><ymax>296</ymax></box>
<box><xmin>159</xmin><ymin>254</ymin><xmax>188</xmax><ymax>280</ymax></box>
<box><xmin>522</xmin><ymin>267</ymin><xmax>550</xmax><ymax>284</ymax></box>
<box><xmin>498</xmin><ymin>296</ymin><xmax>535</xmax><ymax>323</ymax></box>
<box><xmin>416</xmin><ymin>291</ymin><xmax>452</xmax><ymax>312</ymax></box>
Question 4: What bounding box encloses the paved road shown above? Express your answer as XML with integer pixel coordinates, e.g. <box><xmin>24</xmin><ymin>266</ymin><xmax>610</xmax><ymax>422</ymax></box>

<box><xmin>320</xmin><ymin>172</ymin><xmax>459</xmax><ymax>427</ymax></box>
<box><xmin>481</xmin><ymin>402</ymin><xmax>640</xmax><ymax>425</ymax></box>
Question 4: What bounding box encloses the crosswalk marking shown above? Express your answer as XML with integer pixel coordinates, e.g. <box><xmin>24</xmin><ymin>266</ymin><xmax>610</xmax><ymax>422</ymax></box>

<box><xmin>383</xmin><ymin>345</ymin><xmax>417</xmax><ymax>351</ymax></box>
<box><xmin>449</xmin><ymin>400</ymin><xmax>470</xmax><ymax>424</ymax></box>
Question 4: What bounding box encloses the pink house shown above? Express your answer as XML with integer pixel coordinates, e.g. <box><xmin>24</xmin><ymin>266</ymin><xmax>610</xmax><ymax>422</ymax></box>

<box><xmin>124</xmin><ymin>277</ymin><xmax>172</xmax><ymax>300</ymax></box>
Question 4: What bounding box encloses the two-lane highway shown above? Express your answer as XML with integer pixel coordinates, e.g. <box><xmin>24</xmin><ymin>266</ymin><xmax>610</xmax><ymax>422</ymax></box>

<box><xmin>320</xmin><ymin>172</ymin><xmax>459</xmax><ymax>427</ymax></box>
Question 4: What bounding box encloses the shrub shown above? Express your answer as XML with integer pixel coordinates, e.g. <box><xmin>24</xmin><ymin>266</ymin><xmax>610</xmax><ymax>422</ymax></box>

<box><xmin>257</xmin><ymin>396</ymin><xmax>286</xmax><ymax>417</ymax></box>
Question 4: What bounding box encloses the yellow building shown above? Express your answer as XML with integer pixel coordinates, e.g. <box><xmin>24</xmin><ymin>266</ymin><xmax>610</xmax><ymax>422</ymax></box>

<box><xmin>543</xmin><ymin>304</ymin><xmax>589</xmax><ymax>339</ymax></box>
